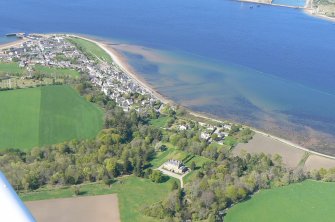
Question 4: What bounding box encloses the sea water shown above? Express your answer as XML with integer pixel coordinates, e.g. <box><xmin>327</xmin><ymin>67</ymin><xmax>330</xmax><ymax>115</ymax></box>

<box><xmin>1</xmin><ymin>0</ymin><xmax>335</xmax><ymax>153</ymax></box>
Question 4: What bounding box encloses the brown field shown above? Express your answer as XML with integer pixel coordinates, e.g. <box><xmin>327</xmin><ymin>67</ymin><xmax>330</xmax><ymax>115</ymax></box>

<box><xmin>304</xmin><ymin>155</ymin><xmax>335</xmax><ymax>171</ymax></box>
<box><xmin>25</xmin><ymin>194</ymin><xmax>120</xmax><ymax>222</ymax></box>
<box><xmin>234</xmin><ymin>133</ymin><xmax>305</xmax><ymax>168</ymax></box>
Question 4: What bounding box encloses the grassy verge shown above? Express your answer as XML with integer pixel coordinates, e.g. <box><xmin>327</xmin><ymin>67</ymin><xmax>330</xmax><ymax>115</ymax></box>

<box><xmin>149</xmin><ymin>116</ymin><xmax>172</xmax><ymax>128</ymax></box>
<box><xmin>67</xmin><ymin>37</ymin><xmax>113</xmax><ymax>63</ymax></box>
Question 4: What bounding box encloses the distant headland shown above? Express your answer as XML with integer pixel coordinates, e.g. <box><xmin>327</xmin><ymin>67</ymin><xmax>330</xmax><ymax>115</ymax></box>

<box><xmin>236</xmin><ymin>0</ymin><xmax>335</xmax><ymax>22</ymax></box>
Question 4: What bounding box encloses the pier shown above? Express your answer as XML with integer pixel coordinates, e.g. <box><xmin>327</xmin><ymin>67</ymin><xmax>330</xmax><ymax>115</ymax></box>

<box><xmin>5</xmin><ymin>32</ymin><xmax>25</xmax><ymax>38</ymax></box>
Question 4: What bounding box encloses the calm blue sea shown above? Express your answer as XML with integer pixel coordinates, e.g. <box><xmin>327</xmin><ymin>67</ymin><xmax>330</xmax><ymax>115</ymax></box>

<box><xmin>1</xmin><ymin>0</ymin><xmax>335</xmax><ymax>153</ymax></box>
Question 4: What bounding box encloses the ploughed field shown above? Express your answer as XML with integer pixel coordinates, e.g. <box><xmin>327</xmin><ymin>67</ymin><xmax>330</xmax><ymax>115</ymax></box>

<box><xmin>0</xmin><ymin>85</ymin><xmax>103</xmax><ymax>150</ymax></box>
<box><xmin>26</xmin><ymin>194</ymin><xmax>120</xmax><ymax>222</ymax></box>
<box><xmin>225</xmin><ymin>180</ymin><xmax>335</xmax><ymax>222</ymax></box>
<box><xmin>22</xmin><ymin>176</ymin><xmax>176</xmax><ymax>222</ymax></box>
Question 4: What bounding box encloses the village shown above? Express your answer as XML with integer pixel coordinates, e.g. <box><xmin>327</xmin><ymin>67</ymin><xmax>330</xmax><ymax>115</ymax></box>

<box><xmin>0</xmin><ymin>34</ymin><xmax>163</xmax><ymax>114</ymax></box>
<box><xmin>0</xmin><ymin>34</ymin><xmax>240</xmax><ymax>147</ymax></box>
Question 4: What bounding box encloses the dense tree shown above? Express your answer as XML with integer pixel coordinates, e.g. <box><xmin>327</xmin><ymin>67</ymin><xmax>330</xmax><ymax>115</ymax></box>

<box><xmin>150</xmin><ymin>170</ymin><xmax>164</xmax><ymax>183</ymax></box>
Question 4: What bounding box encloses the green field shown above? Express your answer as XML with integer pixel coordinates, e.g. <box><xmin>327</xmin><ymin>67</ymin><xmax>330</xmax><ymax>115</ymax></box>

<box><xmin>0</xmin><ymin>85</ymin><xmax>103</xmax><ymax>150</ymax></box>
<box><xmin>151</xmin><ymin>143</ymin><xmax>212</xmax><ymax>168</ymax></box>
<box><xmin>225</xmin><ymin>180</ymin><xmax>335</xmax><ymax>222</ymax></box>
<box><xmin>149</xmin><ymin>116</ymin><xmax>171</xmax><ymax>128</ymax></box>
<box><xmin>0</xmin><ymin>62</ymin><xmax>24</xmax><ymax>75</ymax></box>
<box><xmin>34</xmin><ymin>65</ymin><xmax>80</xmax><ymax>78</ymax></box>
<box><xmin>67</xmin><ymin>37</ymin><xmax>113</xmax><ymax>63</ymax></box>
<box><xmin>21</xmin><ymin>176</ymin><xmax>176</xmax><ymax>222</ymax></box>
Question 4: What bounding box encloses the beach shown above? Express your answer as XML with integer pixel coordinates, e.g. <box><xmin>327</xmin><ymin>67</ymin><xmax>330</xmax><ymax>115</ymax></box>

<box><xmin>1</xmin><ymin>34</ymin><xmax>335</xmax><ymax>169</ymax></box>
<box><xmin>72</xmin><ymin>35</ymin><xmax>335</xmax><ymax>168</ymax></box>
<box><xmin>69</xmin><ymin>34</ymin><xmax>174</xmax><ymax>106</ymax></box>
<box><xmin>0</xmin><ymin>37</ymin><xmax>27</xmax><ymax>50</ymax></box>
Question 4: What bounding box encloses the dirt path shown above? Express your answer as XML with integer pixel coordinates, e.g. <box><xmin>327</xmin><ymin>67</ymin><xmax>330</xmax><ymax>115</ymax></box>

<box><xmin>25</xmin><ymin>194</ymin><xmax>120</xmax><ymax>222</ymax></box>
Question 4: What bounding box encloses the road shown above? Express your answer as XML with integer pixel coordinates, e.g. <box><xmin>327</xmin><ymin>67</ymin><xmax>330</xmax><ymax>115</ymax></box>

<box><xmin>157</xmin><ymin>166</ymin><xmax>190</xmax><ymax>188</ymax></box>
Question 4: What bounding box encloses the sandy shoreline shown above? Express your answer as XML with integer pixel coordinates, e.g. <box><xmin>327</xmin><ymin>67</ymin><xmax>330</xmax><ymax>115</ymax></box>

<box><xmin>69</xmin><ymin>34</ymin><xmax>335</xmax><ymax>162</ymax></box>
<box><xmin>2</xmin><ymin>33</ymin><xmax>335</xmax><ymax>164</ymax></box>
<box><xmin>68</xmin><ymin>34</ymin><xmax>175</xmax><ymax>105</ymax></box>
<box><xmin>0</xmin><ymin>37</ymin><xmax>27</xmax><ymax>50</ymax></box>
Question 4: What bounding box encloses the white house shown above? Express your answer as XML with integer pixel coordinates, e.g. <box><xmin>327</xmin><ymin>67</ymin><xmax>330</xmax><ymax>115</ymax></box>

<box><xmin>163</xmin><ymin>160</ymin><xmax>188</xmax><ymax>174</ymax></box>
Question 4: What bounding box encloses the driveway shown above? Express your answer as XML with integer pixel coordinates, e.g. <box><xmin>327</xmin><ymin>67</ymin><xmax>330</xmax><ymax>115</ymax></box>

<box><xmin>157</xmin><ymin>166</ymin><xmax>190</xmax><ymax>188</ymax></box>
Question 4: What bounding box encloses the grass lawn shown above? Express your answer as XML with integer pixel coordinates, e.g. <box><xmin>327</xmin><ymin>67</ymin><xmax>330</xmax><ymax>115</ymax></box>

<box><xmin>225</xmin><ymin>180</ymin><xmax>335</xmax><ymax>222</ymax></box>
<box><xmin>0</xmin><ymin>85</ymin><xmax>103</xmax><ymax>150</ymax></box>
<box><xmin>21</xmin><ymin>176</ymin><xmax>176</xmax><ymax>222</ymax></box>
<box><xmin>0</xmin><ymin>62</ymin><xmax>25</xmax><ymax>75</ymax></box>
<box><xmin>67</xmin><ymin>37</ymin><xmax>113</xmax><ymax>63</ymax></box>
<box><xmin>150</xmin><ymin>144</ymin><xmax>189</xmax><ymax>169</ymax></box>
<box><xmin>224</xmin><ymin>136</ymin><xmax>238</xmax><ymax>147</ymax></box>
<box><xmin>149</xmin><ymin>116</ymin><xmax>171</xmax><ymax>128</ymax></box>
<box><xmin>34</xmin><ymin>65</ymin><xmax>80</xmax><ymax>78</ymax></box>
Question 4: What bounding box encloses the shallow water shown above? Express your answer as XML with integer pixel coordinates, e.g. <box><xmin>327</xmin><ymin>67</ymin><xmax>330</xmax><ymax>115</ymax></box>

<box><xmin>0</xmin><ymin>36</ymin><xmax>18</xmax><ymax>44</ymax></box>
<box><xmin>272</xmin><ymin>0</ymin><xmax>306</xmax><ymax>7</ymax></box>
<box><xmin>1</xmin><ymin>0</ymin><xmax>335</xmax><ymax>153</ymax></box>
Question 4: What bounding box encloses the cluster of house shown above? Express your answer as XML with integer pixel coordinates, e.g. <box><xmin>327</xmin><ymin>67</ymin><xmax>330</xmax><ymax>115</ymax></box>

<box><xmin>162</xmin><ymin>159</ymin><xmax>188</xmax><ymax>174</ymax></box>
<box><xmin>177</xmin><ymin>121</ymin><xmax>232</xmax><ymax>145</ymax></box>
<box><xmin>1</xmin><ymin>35</ymin><xmax>78</xmax><ymax>69</ymax></box>
<box><xmin>0</xmin><ymin>34</ymin><xmax>162</xmax><ymax>113</ymax></box>
<box><xmin>87</xmin><ymin>59</ymin><xmax>160</xmax><ymax>112</ymax></box>
<box><xmin>199</xmin><ymin>122</ymin><xmax>232</xmax><ymax>144</ymax></box>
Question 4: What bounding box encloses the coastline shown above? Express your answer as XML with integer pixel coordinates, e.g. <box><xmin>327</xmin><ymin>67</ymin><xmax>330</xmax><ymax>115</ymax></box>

<box><xmin>68</xmin><ymin>34</ymin><xmax>175</xmax><ymax>106</ymax></box>
<box><xmin>70</xmin><ymin>34</ymin><xmax>335</xmax><ymax>162</ymax></box>
<box><xmin>237</xmin><ymin>0</ymin><xmax>335</xmax><ymax>22</ymax></box>
<box><xmin>2</xmin><ymin>33</ymin><xmax>335</xmax><ymax>163</ymax></box>
<box><xmin>0</xmin><ymin>37</ymin><xmax>27</xmax><ymax>50</ymax></box>
<box><xmin>304</xmin><ymin>8</ymin><xmax>335</xmax><ymax>22</ymax></box>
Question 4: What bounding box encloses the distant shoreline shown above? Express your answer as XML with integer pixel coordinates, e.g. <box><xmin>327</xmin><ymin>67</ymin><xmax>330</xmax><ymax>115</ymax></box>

<box><xmin>237</xmin><ymin>0</ymin><xmax>335</xmax><ymax>23</ymax></box>
<box><xmin>304</xmin><ymin>8</ymin><xmax>335</xmax><ymax>22</ymax></box>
